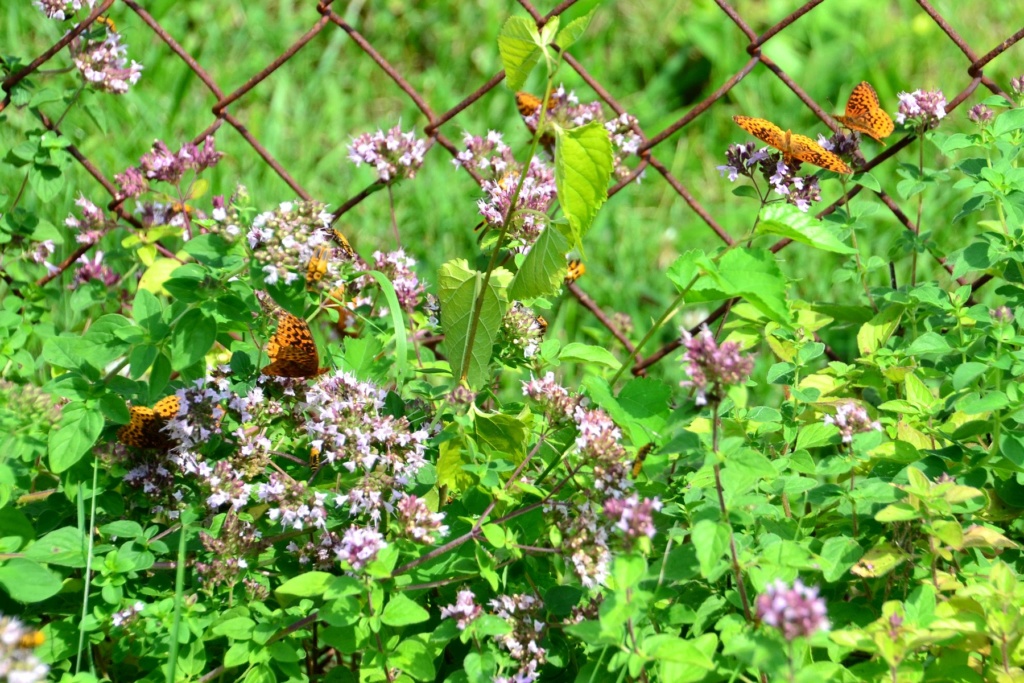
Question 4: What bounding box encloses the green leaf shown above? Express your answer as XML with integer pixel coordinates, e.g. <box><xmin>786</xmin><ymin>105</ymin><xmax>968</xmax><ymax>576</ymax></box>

<box><xmin>691</xmin><ymin>520</ymin><xmax>729</xmax><ymax>578</ymax></box>
<box><xmin>497</xmin><ymin>17</ymin><xmax>542</xmax><ymax>91</ymax></box>
<box><xmin>905</xmin><ymin>332</ymin><xmax>951</xmax><ymax>356</ymax></box>
<box><xmin>211</xmin><ymin>617</ymin><xmax>256</xmax><ymax>640</ymax></box>
<box><xmin>559</xmin><ymin>342</ymin><xmax>621</xmax><ymax>370</ymax></box>
<box><xmin>133</xmin><ymin>288</ymin><xmax>164</xmax><ymax>336</ymax></box>
<box><xmin>952</xmin><ymin>362</ymin><xmax>988</xmax><ymax>391</ymax></box>
<box><xmin>509</xmin><ymin>223</ymin><xmax>570</xmax><ymax>300</ymax></box>
<box><xmin>958</xmin><ymin>391</ymin><xmax>1008</xmax><ymax>415</ymax></box>
<box><xmin>48</xmin><ymin>401</ymin><xmax>103</xmax><ymax>473</ymax></box>
<box><xmin>817</xmin><ymin>537</ymin><xmax>863</xmax><ymax>583</ymax></box>
<box><xmin>756</xmin><ymin>204</ymin><xmax>856</xmax><ymax>254</ymax></box>
<box><xmin>617</xmin><ymin>378</ymin><xmax>671</xmax><ymax>430</ymax></box>
<box><xmin>393</xmin><ymin>638</ymin><xmax>435</xmax><ymax>682</ymax></box>
<box><xmin>665</xmin><ymin>250</ymin><xmax>706</xmax><ymax>292</ymax></box>
<box><xmin>699</xmin><ymin>249</ymin><xmax>790</xmax><ymax>326</ymax></box>
<box><xmin>439</xmin><ymin>260</ymin><xmax>511</xmax><ymax>389</ymax></box>
<box><xmin>169</xmin><ymin>309</ymin><xmax>217</xmax><ymax>371</ymax></box>
<box><xmin>474</xmin><ymin>410</ymin><xmax>530</xmax><ymax>461</ymax></box>
<box><xmin>360</xmin><ymin>270</ymin><xmax>409</xmax><ymax>385</ymax></box>
<box><xmin>612</xmin><ymin>554</ymin><xmax>646</xmax><ymax>590</ymax></box>
<box><xmin>554</xmin><ymin>9</ymin><xmax>594</xmax><ymax>49</ymax></box>
<box><xmin>381</xmin><ymin>594</ymin><xmax>430</xmax><ymax>626</ymax></box>
<box><xmin>857</xmin><ymin>305</ymin><xmax>903</xmax><ymax>355</ymax></box>
<box><xmin>0</xmin><ymin>558</ymin><xmax>62</xmax><ymax>602</ymax></box>
<box><xmin>275</xmin><ymin>571</ymin><xmax>333</xmax><ymax>604</ymax></box>
<box><xmin>555</xmin><ymin>121</ymin><xmax>613</xmax><ymax>240</ymax></box>
<box><xmin>993</xmin><ymin>108</ymin><xmax>1024</xmax><ymax>138</ymax></box>
<box><xmin>23</xmin><ymin>527</ymin><xmax>86</xmax><ymax>568</ymax></box>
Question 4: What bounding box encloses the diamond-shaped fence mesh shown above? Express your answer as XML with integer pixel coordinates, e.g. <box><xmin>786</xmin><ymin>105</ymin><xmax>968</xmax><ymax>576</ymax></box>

<box><xmin>3</xmin><ymin>0</ymin><xmax>1023</xmax><ymax>375</ymax></box>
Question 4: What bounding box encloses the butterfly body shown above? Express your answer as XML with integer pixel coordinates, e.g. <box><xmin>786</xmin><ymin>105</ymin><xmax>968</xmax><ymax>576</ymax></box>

<box><xmin>118</xmin><ymin>394</ymin><xmax>181</xmax><ymax>449</ymax></box>
<box><xmin>835</xmin><ymin>81</ymin><xmax>894</xmax><ymax>144</ymax></box>
<box><xmin>732</xmin><ymin>115</ymin><xmax>852</xmax><ymax>174</ymax></box>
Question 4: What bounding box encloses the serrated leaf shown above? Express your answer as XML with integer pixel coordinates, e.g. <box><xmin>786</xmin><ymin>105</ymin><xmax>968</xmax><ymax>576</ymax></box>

<box><xmin>439</xmin><ymin>260</ymin><xmax>511</xmax><ymax>389</ymax></box>
<box><xmin>699</xmin><ymin>249</ymin><xmax>789</xmax><ymax>326</ymax></box>
<box><xmin>756</xmin><ymin>204</ymin><xmax>856</xmax><ymax>254</ymax></box>
<box><xmin>555</xmin><ymin>121</ymin><xmax>613</xmax><ymax>241</ymax></box>
<box><xmin>665</xmin><ymin>250</ymin><xmax>706</xmax><ymax>292</ymax></box>
<box><xmin>509</xmin><ymin>223</ymin><xmax>570</xmax><ymax>300</ymax></box>
<box><xmin>498</xmin><ymin>17</ymin><xmax>542</xmax><ymax>91</ymax></box>
<box><xmin>554</xmin><ymin>9</ymin><xmax>594</xmax><ymax>49</ymax></box>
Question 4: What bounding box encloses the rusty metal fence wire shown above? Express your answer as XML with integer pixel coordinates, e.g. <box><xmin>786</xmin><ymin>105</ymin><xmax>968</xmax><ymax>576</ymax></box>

<box><xmin>3</xmin><ymin>0</ymin><xmax>1024</xmax><ymax>377</ymax></box>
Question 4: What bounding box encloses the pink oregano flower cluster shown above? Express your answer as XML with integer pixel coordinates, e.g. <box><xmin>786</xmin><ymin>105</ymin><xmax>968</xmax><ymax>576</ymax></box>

<box><xmin>756</xmin><ymin>579</ymin><xmax>830</xmax><ymax>641</ymax></box>
<box><xmin>348</xmin><ymin>125</ymin><xmax>427</xmax><ymax>183</ymax></box>
<box><xmin>679</xmin><ymin>325</ymin><xmax>755</xmax><ymax>406</ymax></box>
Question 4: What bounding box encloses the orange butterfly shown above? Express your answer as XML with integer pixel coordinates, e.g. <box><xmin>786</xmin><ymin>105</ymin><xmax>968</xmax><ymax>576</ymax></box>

<box><xmin>516</xmin><ymin>92</ymin><xmax>556</xmax><ymax>155</ymax></box>
<box><xmin>565</xmin><ymin>259</ymin><xmax>585</xmax><ymax>285</ymax></box>
<box><xmin>118</xmin><ymin>395</ymin><xmax>180</xmax><ymax>449</ymax></box>
<box><xmin>732</xmin><ymin>115</ymin><xmax>852</xmax><ymax>174</ymax></box>
<box><xmin>516</xmin><ymin>92</ymin><xmax>544</xmax><ymax>118</ymax></box>
<box><xmin>306</xmin><ymin>228</ymin><xmax>354</xmax><ymax>286</ymax></box>
<box><xmin>262</xmin><ymin>313</ymin><xmax>327</xmax><ymax>378</ymax></box>
<box><xmin>835</xmin><ymin>81</ymin><xmax>894</xmax><ymax>144</ymax></box>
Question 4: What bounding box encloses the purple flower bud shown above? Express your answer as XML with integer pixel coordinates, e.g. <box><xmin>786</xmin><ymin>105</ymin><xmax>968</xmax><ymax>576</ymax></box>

<box><xmin>968</xmin><ymin>104</ymin><xmax>994</xmax><ymax>125</ymax></box>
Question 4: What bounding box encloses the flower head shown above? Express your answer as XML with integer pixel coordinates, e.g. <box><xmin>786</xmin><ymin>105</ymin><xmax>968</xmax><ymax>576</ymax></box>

<box><xmin>1012</xmin><ymin>75</ymin><xmax>1024</xmax><ymax>98</ymax></box>
<box><xmin>968</xmin><ymin>104</ymin><xmax>994</xmax><ymax>125</ymax></box>
<box><xmin>679</xmin><ymin>325</ymin><xmax>754</xmax><ymax>406</ymax></box>
<box><xmin>70</xmin><ymin>28</ymin><xmax>142</xmax><ymax>95</ymax></box>
<box><xmin>719</xmin><ymin>143</ymin><xmax>822</xmax><ymax>211</ymax></box>
<box><xmin>0</xmin><ymin>614</ymin><xmax>49</xmax><ymax>683</ymax></box>
<box><xmin>823</xmin><ymin>402</ymin><xmax>882</xmax><ymax>444</ymax></box>
<box><xmin>895</xmin><ymin>89</ymin><xmax>947</xmax><ymax>128</ymax></box>
<box><xmin>603</xmin><ymin>495</ymin><xmax>662</xmax><ymax>548</ymax></box>
<box><xmin>756</xmin><ymin>579</ymin><xmax>830</xmax><ymax>641</ymax></box>
<box><xmin>348</xmin><ymin>126</ymin><xmax>427</xmax><ymax>183</ymax></box>
<box><xmin>440</xmin><ymin>589</ymin><xmax>482</xmax><ymax>630</ymax></box>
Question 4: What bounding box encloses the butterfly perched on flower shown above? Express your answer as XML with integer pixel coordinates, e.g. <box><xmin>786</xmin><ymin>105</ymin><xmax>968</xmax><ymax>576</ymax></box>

<box><xmin>262</xmin><ymin>313</ymin><xmax>328</xmax><ymax>378</ymax></box>
<box><xmin>835</xmin><ymin>81</ymin><xmax>894</xmax><ymax>144</ymax></box>
<box><xmin>306</xmin><ymin>227</ymin><xmax>355</xmax><ymax>286</ymax></box>
<box><xmin>516</xmin><ymin>92</ymin><xmax>556</xmax><ymax>155</ymax></box>
<box><xmin>118</xmin><ymin>394</ymin><xmax>181</xmax><ymax>449</ymax></box>
<box><xmin>732</xmin><ymin>115</ymin><xmax>852</xmax><ymax>174</ymax></box>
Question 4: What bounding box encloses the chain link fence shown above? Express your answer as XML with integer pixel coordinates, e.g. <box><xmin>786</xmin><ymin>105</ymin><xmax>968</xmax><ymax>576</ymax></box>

<box><xmin>3</xmin><ymin>0</ymin><xmax>1022</xmax><ymax>374</ymax></box>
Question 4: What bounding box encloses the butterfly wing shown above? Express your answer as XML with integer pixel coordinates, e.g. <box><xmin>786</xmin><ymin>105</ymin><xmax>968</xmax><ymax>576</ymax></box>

<box><xmin>732</xmin><ymin>115</ymin><xmax>785</xmax><ymax>151</ymax></box>
<box><xmin>787</xmin><ymin>133</ymin><xmax>852</xmax><ymax>174</ymax></box>
<box><xmin>836</xmin><ymin>82</ymin><xmax>894</xmax><ymax>143</ymax></box>
<box><xmin>516</xmin><ymin>92</ymin><xmax>543</xmax><ymax>118</ymax></box>
<box><xmin>118</xmin><ymin>395</ymin><xmax>180</xmax><ymax>449</ymax></box>
<box><xmin>262</xmin><ymin>313</ymin><xmax>323</xmax><ymax>378</ymax></box>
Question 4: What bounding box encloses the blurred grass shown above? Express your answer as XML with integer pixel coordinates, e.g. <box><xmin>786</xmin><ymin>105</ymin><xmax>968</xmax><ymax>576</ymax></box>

<box><xmin>1</xmin><ymin>0</ymin><xmax>1018</xmax><ymax>375</ymax></box>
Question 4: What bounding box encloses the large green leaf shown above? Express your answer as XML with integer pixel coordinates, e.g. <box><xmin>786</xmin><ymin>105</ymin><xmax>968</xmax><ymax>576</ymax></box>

<box><xmin>698</xmin><ymin>249</ymin><xmax>790</xmax><ymax>326</ymax></box>
<box><xmin>555</xmin><ymin>121</ymin><xmax>613</xmax><ymax>242</ymax></box>
<box><xmin>497</xmin><ymin>17</ymin><xmax>542</xmax><ymax>91</ymax></box>
<box><xmin>509</xmin><ymin>223</ymin><xmax>570</xmax><ymax>300</ymax></box>
<box><xmin>438</xmin><ymin>260</ymin><xmax>511</xmax><ymax>388</ymax></box>
<box><xmin>48</xmin><ymin>401</ymin><xmax>103</xmax><ymax>473</ymax></box>
<box><xmin>756</xmin><ymin>203</ymin><xmax>856</xmax><ymax>254</ymax></box>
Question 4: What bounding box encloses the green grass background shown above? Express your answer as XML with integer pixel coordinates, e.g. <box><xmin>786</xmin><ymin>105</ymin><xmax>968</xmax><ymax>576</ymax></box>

<box><xmin>2</xmin><ymin>0</ymin><xmax>1019</xmax><ymax>379</ymax></box>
